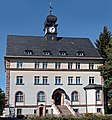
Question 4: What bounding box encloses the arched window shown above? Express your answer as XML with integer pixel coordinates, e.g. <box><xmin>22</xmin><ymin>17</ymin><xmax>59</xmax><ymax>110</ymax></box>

<box><xmin>71</xmin><ymin>91</ymin><xmax>78</xmax><ymax>101</ymax></box>
<box><xmin>96</xmin><ymin>90</ymin><xmax>100</xmax><ymax>101</ymax></box>
<box><xmin>37</xmin><ymin>91</ymin><xmax>45</xmax><ymax>102</ymax></box>
<box><xmin>16</xmin><ymin>91</ymin><xmax>23</xmax><ymax>102</ymax></box>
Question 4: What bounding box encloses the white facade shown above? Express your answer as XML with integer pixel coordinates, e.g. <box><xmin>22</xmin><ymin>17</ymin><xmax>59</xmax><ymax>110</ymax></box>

<box><xmin>4</xmin><ymin>57</ymin><xmax>104</xmax><ymax>117</ymax></box>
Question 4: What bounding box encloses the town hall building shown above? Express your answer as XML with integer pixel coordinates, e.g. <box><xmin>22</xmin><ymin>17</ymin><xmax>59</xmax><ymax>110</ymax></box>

<box><xmin>4</xmin><ymin>8</ymin><xmax>104</xmax><ymax>117</ymax></box>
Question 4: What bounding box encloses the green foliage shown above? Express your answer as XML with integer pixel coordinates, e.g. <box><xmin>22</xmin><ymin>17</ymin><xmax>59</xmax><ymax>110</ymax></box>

<box><xmin>30</xmin><ymin>114</ymin><xmax>112</xmax><ymax>120</ymax></box>
<box><xmin>0</xmin><ymin>88</ymin><xmax>5</xmax><ymax>115</ymax></box>
<box><xmin>95</xmin><ymin>26</ymin><xmax>111</xmax><ymax>58</ymax></box>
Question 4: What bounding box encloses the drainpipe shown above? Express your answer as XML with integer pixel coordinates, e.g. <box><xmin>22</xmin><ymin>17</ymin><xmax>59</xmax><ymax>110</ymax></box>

<box><xmin>85</xmin><ymin>90</ymin><xmax>88</xmax><ymax>113</ymax></box>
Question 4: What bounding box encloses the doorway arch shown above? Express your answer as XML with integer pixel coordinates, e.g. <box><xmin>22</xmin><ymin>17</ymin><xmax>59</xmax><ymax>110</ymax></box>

<box><xmin>52</xmin><ymin>88</ymin><xmax>66</xmax><ymax>105</ymax></box>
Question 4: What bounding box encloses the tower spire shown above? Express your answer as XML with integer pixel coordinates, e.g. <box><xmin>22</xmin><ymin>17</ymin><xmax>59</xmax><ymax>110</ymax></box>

<box><xmin>49</xmin><ymin>0</ymin><xmax>53</xmax><ymax>15</ymax></box>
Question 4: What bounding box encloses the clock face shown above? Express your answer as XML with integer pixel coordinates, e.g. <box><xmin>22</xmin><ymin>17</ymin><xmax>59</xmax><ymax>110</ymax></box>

<box><xmin>49</xmin><ymin>27</ymin><xmax>55</xmax><ymax>33</ymax></box>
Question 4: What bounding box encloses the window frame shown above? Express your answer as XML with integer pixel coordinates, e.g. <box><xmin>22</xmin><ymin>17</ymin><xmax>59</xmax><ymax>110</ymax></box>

<box><xmin>34</xmin><ymin>76</ymin><xmax>40</xmax><ymax>85</ymax></box>
<box><xmin>35</xmin><ymin>62</ymin><xmax>40</xmax><ymax>69</ymax></box>
<box><xmin>68</xmin><ymin>62</ymin><xmax>73</xmax><ymax>69</ymax></box>
<box><xmin>89</xmin><ymin>77</ymin><xmax>94</xmax><ymax>84</ymax></box>
<box><xmin>43</xmin><ymin>62</ymin><xmax>48</xmax><ymax>69</ymax></box>
<box><xmin>16</xmin><ymin>76</ymin><xmax>23</xmax><ymax>85</ymax></box>
<box><xmin>96</xmin><ymin>90</ymin><xmax>100</xmax><ymax>101</ymax></box>
<box><xmin>71</xmin><ymin>91</ymin><xmax>79</xmax><ymax>102</ymax></box>
<box><xmin>68</xmin><ymin>76</ymin><xmax>73</xmax><ymax>85</ymax></box>
<box><xmin>76</xmin><ymin>62</ymin><xmax>80</xmax><ymax>69</ymax></box>
<box><xmin>76</xmin><ymin>77</ymin><xmax>81</xmax><ymax>85</ymax></box>
<box><xmin>55</xmin><ymin>76</ymin><xmax>62</xmax><ymax>85</ymax></box>
<box><xmin>37</xmin><ymin>91</ymin><xmax>45</xmax><ymax>102</ymax></box>
<box><xmin>55</xmin><ymin>62</ymin><xmax>61</xmax><ymax>69</ymax></box>
<box><xmin>42</xmin><ymin>76</ymin><xmax>48</xmax><ymax>85</ymax></box>
<box><xmin>16</xmin><ymin>91</ymin><xmax>24</xmax><ymax>102</ymax></box>
<box><xmin>17</xmin><ymin>62</ymin><xmax>23</xmax><ymax>68</ymax></box>
<box><xmin>89</xmin><ymin>63</ymin><xmax>94</xmax><ymax>70</ymax></box>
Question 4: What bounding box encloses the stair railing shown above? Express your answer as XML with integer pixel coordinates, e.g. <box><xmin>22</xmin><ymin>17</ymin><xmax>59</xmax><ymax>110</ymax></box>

<box><xmin>51</xmin><ymin>103</ymin><xmax>60</xmax><ymax>115</ymax></box>
<box><xmin>65</xmin><ymin>103</ymin><xmax>76</xmax><ymax>116</ymax></box>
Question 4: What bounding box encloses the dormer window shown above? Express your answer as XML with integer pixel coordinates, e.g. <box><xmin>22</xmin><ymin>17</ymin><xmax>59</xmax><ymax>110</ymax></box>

<box><xmin>25</xmin><ymin>50</ymin><xmax>34</xmax><ymax>55</ymax></box>
<box><xmin>76</xmin><ymin>51</ymin><xmax>85</xmax><ymax>57</ymax></box>
<box><xmin>59</xmin><ymin>51</ymin><xmax>67</xmax><ymax>56</ymax></box>
<box><xmin>43</xmin><ymin>51</ymin><xmax>51</xmax><ymax>55</ymax></box>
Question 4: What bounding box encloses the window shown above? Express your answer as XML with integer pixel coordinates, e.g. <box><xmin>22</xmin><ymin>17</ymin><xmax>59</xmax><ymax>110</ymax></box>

<box><xmin>16</xmin><ymin>91</ymin><xmax>23</xmax><ymax>102</ymax></box>
<box><xmin>25</xmin><ymin>50</ymin><xmax>34</xmax><ymax>55</ymax></box>
<box><xmin>76</xmin><ymin>51</ymin><xmax>85</xmax><ymax>56</ymax></box>
<box><xmin>17</xmin><ymin>109</ymin><xmax>22</xmax><ymax>115</ymax></box>
<box><xmin>34</xmin><ymin>110</ymin><xmax>37</xmax><ymax>114</ymax></box>
<box><xmin>76</xmin><ymin>62</ymin><xmax>80</xmax><ymax>69</ymax></box>
<box><xmin>89</xmin><ymin>77</ymin><xmax>94</xmax><ymax>84</ymax></box>
<box><xmin>16</xmin><ymin>76</ymin><xmax>23</xmax><ymax>85</ymax></box>
<box><xmin>43</xmin><ymin>76</ymin><xmax>48</xmax><ymax>84</ymax></box>
<box><xmin>97</xmin><ymin>108</ymin><xmax>102</xmax><ymax>113</ymax></box>
<box><xmin>43</xmin><ymin>62</ymin><xmax>47</xmax><ymax>69</ymax></box>
<box><xmin>68</xmin><ymin>62</ymin><xmax>73</xmax><ymax>69</ymax></box>
<box><xmin>68</xmin><ymin>77</ymin><xmax>73</xmax><ymax>84</ymax></box>
<box><xmin>73</xmin><ymin>109</ymin><xmax>79</xmax><ymax>113</ymax></box>
<box><xmin>59</xmin><ymin>51</ymin><xmax>67</xmax><ymax>56</ymax></box>
<box><xmin>17</xmin><ymin>62</ymin><xmax>23</xmax><ymax>68</ymax></box>
<box><xmin>34</xmin><ymin>76</ymin><xmax>40</xmax><ymax>84</ymax></box>
<box><xmin>89</xmin><ymin>63</ymin><xmax>94</xmax><ymax>69</ymax></box>
<box><xmin>71</xmin><ymin>91</ymin><xmax>78</xmax><ymax>101</ymax></box>
<box><xmin>35</xmin><ymin>62</ymin><xmax>40</xmax><ymax>69</ymax></box>
<box><xmin>55</xmin><ymin>62</ymin><xmax>61</xmax><ymax>69</ymax></box>
<box><xmin>43</xmin><ymin>51</ymin><xmax>51</xmax><ymax>55</ymax></box>
<box><xmin>55</xmin><ymin>76</ymin><xmax>62</xmax><ymax>85</ymax></box>
<box><xmin>96</xmin><ymin>90</ymin><xmax>100</xmax><ymax>101</ymax></box>
<box><xmin>76</xmin><ymin>77</ymin><xmax>81</xmax><ymax>84</ymax></box>
<box><xmin>37</xmin><ymin>91</ymin><xmax>45</xmax><ymax>102</ymax></box>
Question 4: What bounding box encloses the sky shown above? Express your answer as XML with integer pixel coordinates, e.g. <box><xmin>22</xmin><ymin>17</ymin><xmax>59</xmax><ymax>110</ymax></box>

<box><xmin>0</xmin><ymin>0</ymin><xmax>112</xmax><ymax>92</ymax></box>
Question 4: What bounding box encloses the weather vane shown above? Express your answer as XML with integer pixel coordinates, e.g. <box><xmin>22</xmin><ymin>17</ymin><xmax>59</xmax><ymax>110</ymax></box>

<box><xmin>49</xmin><ymin>0</ymin><xmax>53</xmax><ymax>15</ymax></box>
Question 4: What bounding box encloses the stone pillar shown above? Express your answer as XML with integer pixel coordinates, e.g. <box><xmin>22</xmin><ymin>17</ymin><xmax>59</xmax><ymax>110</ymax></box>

<box><xmin>61</xmin><ymin>93</ymin><xmax>64</xmax><ymax>105</ymax></box>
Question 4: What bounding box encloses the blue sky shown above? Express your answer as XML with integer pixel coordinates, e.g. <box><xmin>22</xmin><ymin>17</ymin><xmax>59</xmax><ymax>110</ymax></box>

<box><xmin>0</xmin><ymin>0</ymin><xmax>112</xmax><ymax>91</ymax></box>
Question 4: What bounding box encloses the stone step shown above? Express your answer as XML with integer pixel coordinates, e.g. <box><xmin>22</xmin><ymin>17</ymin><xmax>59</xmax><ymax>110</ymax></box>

<box><xmin>57</xmin><ymin>105</ymin><xmax>72</xmax><ymax>116</ymax></box>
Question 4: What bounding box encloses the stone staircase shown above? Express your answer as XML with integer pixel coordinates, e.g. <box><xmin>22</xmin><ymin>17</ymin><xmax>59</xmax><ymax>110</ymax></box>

<box><xmin>57</xmin><ymin>105</ymin><xmax>73</xmax><ymax>116</ymax></box>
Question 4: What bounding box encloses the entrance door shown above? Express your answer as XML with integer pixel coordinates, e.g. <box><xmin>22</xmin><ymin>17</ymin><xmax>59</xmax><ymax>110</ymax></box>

<box><xmin>55</xmin><ymin>92</ymin><xmax>61</xmax><ymax>105</ymax></box>
<box><xmin>39</xmin><ymin>107</ymin><xmax>43</xmax><ymax>117</ymax></box>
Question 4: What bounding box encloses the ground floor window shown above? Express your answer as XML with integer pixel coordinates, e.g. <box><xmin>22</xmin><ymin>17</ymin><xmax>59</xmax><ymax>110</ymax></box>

<box><xmin>97</xmin><ymin>108</ymin><xmax>102</xmax><ymax>113</ymax></box>
<box><xmin>17</xmin><ymin>109</ymin><xmax>22</xmax><ymax>115</ymax></box>
<box><xmin>71</xmin><ymin>91</ymin><xmax>78</xmax><ymax>101</ymax></box>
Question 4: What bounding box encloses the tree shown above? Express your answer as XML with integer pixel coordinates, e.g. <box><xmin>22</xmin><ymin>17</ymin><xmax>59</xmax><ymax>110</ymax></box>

<box><xmin>0</xmin><ymin>88</ymin><xmax>5</xmax><ymax>116</ymax></box>
<box><xmin>95</xmin><ymin>26</ymin><xmax>112</xmax><ymax>113</ymax></box>
<box><xmin>95</xmin><ymin>26</ymin><xmax>111</xmax><ymax>59</ymax></box>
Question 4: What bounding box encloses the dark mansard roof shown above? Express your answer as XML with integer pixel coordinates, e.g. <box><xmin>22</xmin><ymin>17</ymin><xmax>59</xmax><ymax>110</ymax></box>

<box><xmin>6</xmin><ymin>35</ymin><xmax>102</xmax><ymax>58</ymax></box>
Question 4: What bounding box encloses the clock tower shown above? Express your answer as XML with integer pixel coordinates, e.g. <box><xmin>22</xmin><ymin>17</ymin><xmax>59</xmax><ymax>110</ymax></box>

<box><xmin>44</xmin><ymin>14</ymin><xmax>58</xmax><ymax>40</ymax></box>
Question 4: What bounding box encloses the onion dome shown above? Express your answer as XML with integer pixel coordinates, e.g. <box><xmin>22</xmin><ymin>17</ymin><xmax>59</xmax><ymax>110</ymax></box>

<box><xmin>44</xmin><ymin>15</ymin><xmax>57</xmax><ymax>27</ymax></box>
